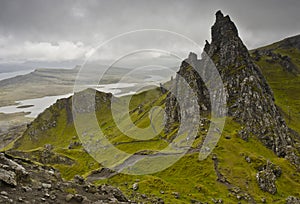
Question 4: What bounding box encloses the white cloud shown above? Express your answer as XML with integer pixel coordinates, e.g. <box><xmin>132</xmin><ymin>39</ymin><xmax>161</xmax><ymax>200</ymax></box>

<box><xmin>0</xmin><ymin>37</ymin><xmax>92</xmax><ymax>63</ymax></box>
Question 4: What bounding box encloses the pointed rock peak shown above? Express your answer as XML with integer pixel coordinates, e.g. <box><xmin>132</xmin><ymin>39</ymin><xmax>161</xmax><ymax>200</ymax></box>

<box><xmin>166</xmin><ymin>11</ymin><xmax>299</xmax><ymax>168</ymax></box>
<box><xmin>212</xmin><ymin>10</ymin><xmax>239</xmax><ymax>43</ymax></box>
<box><xmin>215</xmin><ymin>10</ymin><xmax>224</xmax><ymax>20</ymax></box>
<box><xmin>205</xmin><ymin>10</ymin><xmax>250</xmax><ymax>67</ymax></box>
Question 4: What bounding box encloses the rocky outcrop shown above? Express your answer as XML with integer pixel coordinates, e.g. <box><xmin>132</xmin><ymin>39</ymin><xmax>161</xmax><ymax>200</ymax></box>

<box><xmin>164</xmin><ymin>52</ymin><xmax>210</xmax><ymax>133</ymax></box>
<box><xmin>0</xmin><ymin>153</ymin><xmax>28</xmax><ymax>187</ymax></box>
<box><xmin>256</xmin><ymin>161</ymin><xmax>281</xmax><ymax>194</ymax></box>
<box><xmin>72</xmin><ymin>88</ymin><xmax>112</xmax><ymax>114</ymax></box>
<box><xmin>13</xmin><ymin>89</ymin><xmax>112</xmax><ymax>150</ymax></box>
<box><xmin>286</xmin><ymin>196</ymin><xmax>300</xmax><ymax>204</ymax></box>
<box><xmin>7</xmin><ymin>145</ymin><xmax>74</xmax><ymax>166</ymax></box>
<box><xmin>252</xmin><ymin>49</ymin><xmax>299</xmax><ymax>74</ymax></box>
<box><xmin>256</xmin><ymin>168</ymin><xmax>277</xmax><ymax>195</ymax></box>
<box><xmin>165</xmin><ymin>10</ymin><xmax>299</xmax><ymax>166</ymax></box>
<box><xmin>1</xmin><ymin>152</ymin><xmax>167</xmax><ymax>203</ymax></box>
<box><xmin>0</xmin><ymin>153</ymin><xmax>131</xmax><ymax>203</ymax></box>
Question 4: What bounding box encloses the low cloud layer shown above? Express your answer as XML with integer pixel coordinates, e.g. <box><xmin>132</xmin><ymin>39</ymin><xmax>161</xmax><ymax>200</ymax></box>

<box><xmin>0</xmin><ymin>38</ymin><xmax>90</xmax><ymax>63</ymax></box>
<box><xmin>0</xmin><ymin>0</ymin><xmax>299</xmax><ymax>67</ymax></box>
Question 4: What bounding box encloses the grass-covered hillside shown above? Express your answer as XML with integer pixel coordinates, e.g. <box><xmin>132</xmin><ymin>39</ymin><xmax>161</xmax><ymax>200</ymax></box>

<box><xmin>251</xmin><ymin>35</ymin><xmax>300</xmax><ymax>139</ymax></box>
<box><xmin>2</xmin><ymin>7</ymin><xmax>300</xmax><ymax>200</ymax></box>
<box><xmin>4</xmin><ymin>38</ymin><xmax>300</xmax><ymax>203</ymax></box>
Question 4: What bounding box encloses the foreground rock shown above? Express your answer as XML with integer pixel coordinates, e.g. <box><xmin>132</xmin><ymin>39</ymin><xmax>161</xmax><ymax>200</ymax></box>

<box><xmin>0</xmin><ymin>153</ymin><xmax>130</xmax><ymax>203</ymax></box>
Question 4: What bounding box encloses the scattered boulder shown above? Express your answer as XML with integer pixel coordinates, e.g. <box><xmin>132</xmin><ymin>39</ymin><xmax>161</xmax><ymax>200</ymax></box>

<box><xmin>41</xmin><ymin>183</ymin><xmax>52</xmax><ymax>189</ymax></box>
<box><xmin>44</xmin><ymin>144</ymin><xmax>53</xmax><ymax>151</ymax></box>
<box><xmin>256</xmin><ymin>162</ymin><xmax>278</xmax><ymax>194</ymax></box>
<box><xmin>245</xmin><ymin>156</ymin><xmax>251</xmax><ymax>163</ymax></box>
<box><xmin>172</xmin><ymin>192</ymin><xmax>180</xmax><ymax>199</ymax></box>
<box><xmin>0</xmin><ymin>191</ymin><xmax>8</xmax><ymax>196</ymax></box>
<box><xmin>0</xmin><ymin>168</ymin><xmax>17</xmax><ymax>186</ymax></box>
<box><xmin>132</xmin><ymin>182</ymin><xmax>139</xmax><ymax>191</ymax></box>
<box><xmin>110</xmin><ymin>188</ymin><xmax>128</xmax><ymax>202</ymax></box>
<box><xmin>65</xmin><ymin>194</ymin><xmax>73</xmax><ymax>202</ymax></box>
<box><xmin>0</xmin><ymin>153</ymin><xmax>132</xmax><ymax>203</ymax></box>
<box><xmin>286</xmin><ymin>196</ymin><xmax>300</xmax><ymax>204</ymax></box>
<box><xmin>0</xmin><ymin>153</ymin><xmax>29</xmax><ymax>186</ymax></box>
<box><xmin>73</xmin><ymin>174</ymin><xmax>85</xmax><ymax>185</ymax></box>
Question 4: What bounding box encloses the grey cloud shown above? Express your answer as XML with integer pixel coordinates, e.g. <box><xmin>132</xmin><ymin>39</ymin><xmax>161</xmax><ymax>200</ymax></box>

<box><xmin>0</xmin><ymin>0</ymin><xmax>299</xmax><ymax>66</ymax></box>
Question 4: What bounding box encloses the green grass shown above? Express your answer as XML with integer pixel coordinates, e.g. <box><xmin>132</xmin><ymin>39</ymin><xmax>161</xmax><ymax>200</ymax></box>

<box><xmin>54</xmin><ymin>148</ymin><xmax>101</xmax><ymax>180</ymax></box>
<box><xmin>6</xmin><ymin>46</ymin><xmax>300</xmax><ymax>203</ymax></box>
<box><xmin>252</xmin><ymin>48</ymin><xmax>300</xmax><ymax>134</ymax></box>
<box><xmin>95</xmin><ymin>118</ymin><xmax>300</xmax><ymax>203</ymax></box>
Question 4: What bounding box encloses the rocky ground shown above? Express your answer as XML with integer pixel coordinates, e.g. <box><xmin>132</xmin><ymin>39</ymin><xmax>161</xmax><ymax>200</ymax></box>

<box><xmin>0</xmin><ymin>152</ymin><xmax>167</xmax><ymax>203</ymax></box>
<box><xmin>0</xmin><ymin>153</ymin><xmax>134</xmax><ymax>204</ymax></box>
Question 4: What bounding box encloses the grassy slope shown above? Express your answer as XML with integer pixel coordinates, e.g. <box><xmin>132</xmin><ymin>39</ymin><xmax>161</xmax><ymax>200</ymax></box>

<box><xmin>11</xmin><ymin>88</ymin><xmax>168</xmax><ymax>178</ymax></box>
<box><xmin>5</xmin><ymin>42</ymin><xmax>300</xmax><ymax>202</ymax></box>
<box><xmin>96</xmin><ymin>118</ymin><xmax>300</xmax><ymax>203</ymax></box>
<box><xmin>251</xmin><ymin>44</ymin><xmax>300</xmax><ymax>136</ymax></box>
<box><xmin>6</xmin><ymin>90</ymin><xmax>300</xmax><ymax>203</ymax></box>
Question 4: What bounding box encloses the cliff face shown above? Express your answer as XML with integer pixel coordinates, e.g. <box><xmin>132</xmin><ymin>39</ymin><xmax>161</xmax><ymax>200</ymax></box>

<box><xmin>165</xmin><ymin>10</ymin><xmax>299</xmax><ymax>166</ymax></box>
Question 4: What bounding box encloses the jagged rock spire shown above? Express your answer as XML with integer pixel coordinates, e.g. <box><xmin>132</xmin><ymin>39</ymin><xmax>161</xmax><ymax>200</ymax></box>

<box><xmin>165</xmin><ymin>11</ymin><xmax>299</xmax><ymax>167</ymax></box>
<box><xmin>204</xmin><ymin>10</ymin><xmax>250</xmax><ymax>68</ymax></box>
<box><xmin>212</xmin><ymin>10</ymin><xmax>239</xmax><ymax>43</ymax></box>
<box><xmin>207</xmin><ymin>11</ymin><xmax>298</xmax><ymax>165</ymax></box>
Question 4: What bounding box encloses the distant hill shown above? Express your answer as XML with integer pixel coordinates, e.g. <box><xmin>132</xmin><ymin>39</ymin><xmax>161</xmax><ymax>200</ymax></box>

<box><xmin>0</xmin><ymin>65</ymin><xmax>131</xmax><ymax>107</ymax></box>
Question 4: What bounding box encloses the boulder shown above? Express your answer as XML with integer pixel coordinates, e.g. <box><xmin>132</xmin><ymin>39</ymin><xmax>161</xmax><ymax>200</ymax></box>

<box><xmin>0</xmin><ymin>168</ymin><xmax>17</xmax><ymax>186</ymax></box>
<box><xmin>256</xmin><ymin>163</ymin><xmax>277</xmax><ymax>194</ymax></box>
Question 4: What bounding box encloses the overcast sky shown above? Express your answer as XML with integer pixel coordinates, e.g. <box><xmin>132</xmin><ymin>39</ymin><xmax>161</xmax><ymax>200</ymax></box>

<box><xmin>0</xmin><ymin>0</ymin><xmax>299</xmax><ymax>69</ymax></box>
